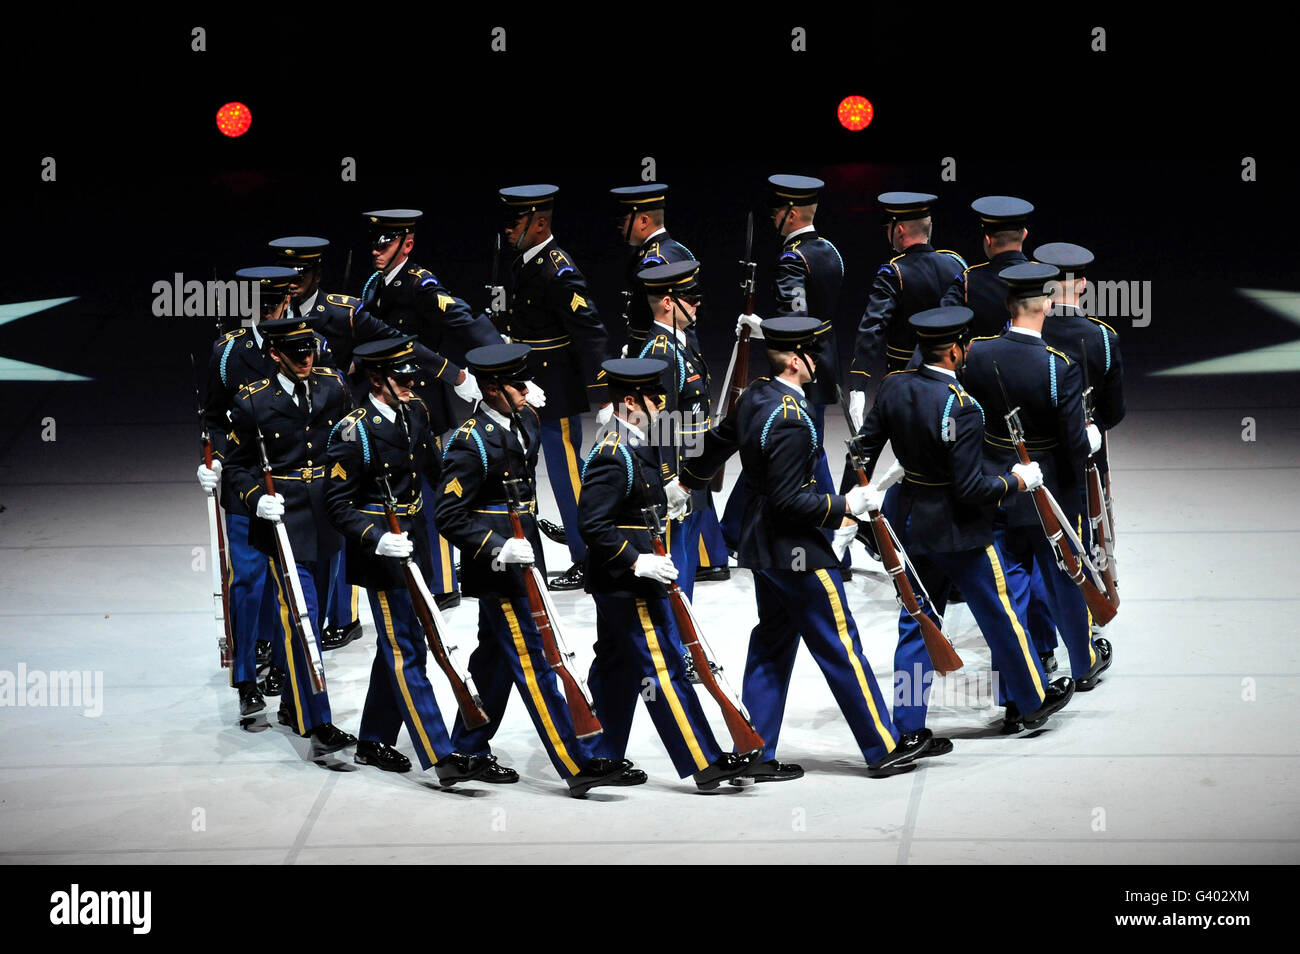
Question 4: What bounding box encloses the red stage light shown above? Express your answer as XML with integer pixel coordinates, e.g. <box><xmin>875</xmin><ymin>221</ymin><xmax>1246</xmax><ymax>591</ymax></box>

<box><xmin>837</xmin><ymin>96</ymin><xmax>874</xmax><ymax>131</ymax></box>
<box><xmin>216</xmin><ymin>102</ymin><xmax>252</xmax><ymax>138</ymax></box>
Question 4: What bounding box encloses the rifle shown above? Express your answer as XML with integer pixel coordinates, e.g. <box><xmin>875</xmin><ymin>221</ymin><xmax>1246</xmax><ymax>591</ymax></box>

<box><xmin>711</xmin><ymin>212</ymin><xmax>758</xmax><ymax>493</ymax></box>
<box><xmin>485</xmin><ymin>233</ymin><xmax>505</xmax><ymax>334</ymax></box>
<box><xmin>248</xmin><ymin>394</ymin><xmax>327</xmax><ymax>693</ymax></box>
<box><xmin>1080</xmin><ymin>342</ymin><xmax>1120</xmax><ymax>608</ymax></box>
<box><xmin>379</xmin><ymin>475</ymin><xmax>489</xmax><ymax>727</ymax></box>
<box><xmin>642</xmin><ymin>504</ymin><xmax>764</xmax><ymax>751</ymax></box>
<box><xmin>994</xmin><ymin>362</ymin><xmax>1117</xmax><ymax>624</ymax></box>
<box><xmin>503</xmin><ymin>477</ymin><xmax>602</xmax><ymax>738</ymax></box>
<box><xmin>191</xmin><ymin>353</ymin><xmax>233</xmax><ymax>669</ymax></box>
<box><xmin>845</xmin><ymin>435</ymin><xmax>964</xmax><ymax>675</ymax></box>
<box><xmin>342</xmin><ymin>248</ymin><xmax>354</xmax><ymax>297</ymax></box>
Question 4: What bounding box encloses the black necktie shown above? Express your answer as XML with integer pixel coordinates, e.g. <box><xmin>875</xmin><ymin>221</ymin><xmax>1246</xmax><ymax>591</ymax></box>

<box><xmin>512</xmin><ymin>421</ymin><xmax>527</xmax><ymax>454</ymax></box>
<box><xmin>294</xmin><ymin>379</ymin><xmax>311</xmax><ymax>414</ymax></box>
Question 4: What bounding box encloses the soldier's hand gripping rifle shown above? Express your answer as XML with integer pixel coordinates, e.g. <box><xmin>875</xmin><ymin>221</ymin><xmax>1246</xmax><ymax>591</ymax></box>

<box><xmin>845</xmin><ymin>435</ymin><xmax>964</xmax><ymax>674</ymax></box>
<box><xmin>1080</xmin><ymin>342</ymin><xmax>1120</xmax><ymax>609</ymax></box>
<box><xmin>191</xmin><ymin>354</ymin><xmax>233</xmax><ymax>669</ymax></box>
<box><xmin>711</xmin><ymin>212</ymin><xmax>758</xmax><ymax>493</ymax></box>
<box><xmin>379</xmin><ymin>474</ymin><xmax>489</xmax><ymax>728</ymax></box>
<box><xmin>641</xmin><ymin>504</ymin><xmax>764</xmax><ymax>752</ymax></box>
<box><xmin>994</xmin><ymin>362</ymin><xmax>1117</xmax><ymax>624</ymax></box>
<box><xmin>503</xmin><ymin>477</ymin><xmax>603</xmax><ymax>739</ymax></box>
<box><xmin>248</xmin><ymin>401</ymin><xmax>326</xmax><ymax>693</ymax></box>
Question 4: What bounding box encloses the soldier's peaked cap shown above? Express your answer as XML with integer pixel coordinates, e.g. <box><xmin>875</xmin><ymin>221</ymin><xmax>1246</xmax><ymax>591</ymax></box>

<box><xmin>466</xmin><ymin>343</ymin><xmax>532</xmax><ymax>380</ymax></box>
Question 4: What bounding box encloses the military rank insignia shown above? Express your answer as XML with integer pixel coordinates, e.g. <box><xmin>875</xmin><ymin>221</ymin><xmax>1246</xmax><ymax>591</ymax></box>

<box><xmin>444</xmin><ymin>477</ymin><xmax>464</xmax><ymax>498</ymax></box>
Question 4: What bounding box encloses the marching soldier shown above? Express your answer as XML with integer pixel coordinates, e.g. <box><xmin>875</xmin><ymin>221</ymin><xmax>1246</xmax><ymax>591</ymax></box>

<box><xmin>939</xmin><ymin>196</ymin><xmax>1034</xmax><ymax>339</ymax></box>
<box><xmin>197</xmin><ymin>266</ymin><xmax>298</xmax><ymax>715</ymax></box>
<box><xmin>963</xmin><ymin>263</ymin><xmax>1113</xmax><ymax>706</ymax></box>
<box><xmin>321</xmin><ymin>337</ymin><xmax>495</xmax><ymax>784</ymax></box>
<box><xmin>434</xmin><ymin>343</ymin><xmax>645</xmax><ymax>797</ymax></box>
<box><xmin>610</xmin><ymin>183</ymin><xmax>697</xmax><ymax>355</ymax></box>
<box><xmin>680</xmin><ymin>317</ymin><xmax>933</xmax><ymax>781</ymax></box>
<box><xmin>496</xmin><ymin>184</ymin><xmax>610</xmax><ymax>591</ymax></box>
<box><xmin>635</xmin><ymin>261</ymin><xmax>728</xmax><ymax>599</ymax></box>
<box><xmin>852</xmin><ymin>307</ymin><xmax>1076</xmax><ymax>737</ymax></box>
<box><xmin>578</xmin><ymin>358</ymin><xmax>759</xmax><ymax>790</ymax></box>
<box><xmin>221</xmin><ymin>316</ymin><xmax>357</xmax><ymax>755</ymax></box>
<box><xmin>849</xmin><ymin>192</ymin><xmax>966</xmax><ymax>426</ymax></box>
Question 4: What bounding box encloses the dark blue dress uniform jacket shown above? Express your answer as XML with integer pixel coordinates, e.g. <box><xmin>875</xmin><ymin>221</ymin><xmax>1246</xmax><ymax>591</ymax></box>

<box><xmin>204</xmin><ymin>327</ymin><xmax>278</xmax><ymax>516</ymax></box>
<box><xmin>940</xmin><ymin>249</ymin><xmax>1027</xmax><ymax>340</ymax></box>
<box><xmin>854</xmin><ymin>365</ymin><xmax>1017</xmax><ymax>554</ymax></box>
<box><xmin>432</xmin><ymin>405</ymin><xmax>547</xmax><ymax>599</ymax></box>
<box><xmin>680</xmin><ymin>378</ymin><xmax>848</xmax><ymax>570</ymax></box>
<box><xmin>962</xmin><ymin>330</ymin><xmax>1090</xmax><ymax>528</ymax></box>
<box><xmin>299</xmin><ymin>292</ymin><xmax>414</xmax><ymax>375</ymax></box>
<box><xmin>1042</xmin><ymin>304</ymin><xmax>1125</xmax><ymax>476</ymax></box>
<box><xmin>772</xmin><ymin>229</ymin><xmax>845</xmax><ymax>406</ymax></box>
<box><xmin>625</xmin><ymin>231</ymin><xmax>695</xmax><ymax>353</ymax></box>
<box><xmin>223</xmin><ymin>367</ymin><xmax>351</xmax><ymax>565</ymax></box>
<box><xmin>853</xmin><ymin>243</ymin><xmax>965</xmax><ymax>382</ymax></box>
<box><xmin>323</xmin><ymin>395</ymin><xmax>442</xmax><ymax>591</ymax></box>
<box><xmin>505</xmin><ymin>241</ymin><xmax>609</xmax><ymax>419</ymax></box>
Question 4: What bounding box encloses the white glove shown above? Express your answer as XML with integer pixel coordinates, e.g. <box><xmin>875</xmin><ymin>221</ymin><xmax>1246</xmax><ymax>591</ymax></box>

<box><xmin>633</xmin><ymin>553</ymin><xmax>678</xmax><ymax>584</ymax></box>
<box><xmin>596</xmin><ymin>402</ymin><xmax>614</xmax><ymax>426</ymax></box>
<box><xmin>375</xmin><ymin>531</ymin><xmax>413</xmax><ymax>559</ymax></box>
<box><xmin>454</xmin><ymin>370</ymin><xmax>482</xmax><ymax>403</ymax></box>
<box><xmin>1012</xmin><ymin>461</ymin><xmax>1043</xmax><ymax>491</ymax></box>
<box><xmin>619</xmin><ymin>344</ymin><xmax>629</xmax><ymax>359</ymax></box>
<box><xmin>849</xmin><ymin>390</ymin><xmax>867</xmax><ymax>431</ymax></box>
<box><xmin>876</xmin><ymin>457</ymin><xmax>905</xmax><ymax>490</ymax></box>
<box><xmin>832</xmin><ymin>523</ymin><xmax>858</xmax><ymax>561</ymax></box>
<box><xmin>665</xmin><ymin>481</ymin><xmax>690</xmax><ymax>521</ymax></box>
<box><xmin>846</xmin><ymin>483</ymin><xmax>885</xmax><ymax>516</ymax></box>
<box><xmin>197</xmin><ymin>460</ymin><xmax>221</xmax><ymax>493</ymax></box>
<box><xmin>1086</xmin><ymin>423</ymin><xmax>1103</xmax><ymax>455</ymax></box>
<box><xmin>500</xmin><ymin>333</ymin><xmax>512</xmax><ymax>344</ymax></box>
<box><xmin>524</xmin><ymin>381</ymin><xmax>546</xmax><ymax>408</ymax></box>
<box><xmin>492</xmin><ymin>536</ymin><xmax>535</xmax><ymax>570</ymax></box>
<box><xmin>736</xmin><ymin>313</ymin><xmax>764</xmax><ymax>339</ymax></box>
<box><xmin>256</xmin><ymin>493</ymin><xmax>285</xmax><ymax>522</ymax></box>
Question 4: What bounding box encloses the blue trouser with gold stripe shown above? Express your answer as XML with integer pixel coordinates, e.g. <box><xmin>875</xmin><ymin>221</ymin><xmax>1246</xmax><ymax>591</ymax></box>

<box><xmin>451</xmin><ymin>596</ymin><xmax>596</xmax><ymax>779</ymax></box>
<box><xmin>995</xmin><ymin>519</ymin><xmax>1098</xmax><ymax>683</ymax></box>
<box><xmin>588</xmin><ymin>594</ymin><xmax>722</xmax><ymax>778</ymax></box>
<box><xmin>666</xmin><ymin>508</ymin><xmax>706</xmax><ymax>602</ymax></box>
<box><xmin>1028</xmin><ymin>564</ymin><xmax>1059</xmax><ymax>654</ymax></box>
<box><xmin>744</xmin><ymin>567</ymin><xmax>900</xmax><ymax>763</ymax></box>
<box><xmin>358</xmin><ymin>588</ymin><xmax>455</xmax><ymax>769</ymax></box>
<box><xmin>538</xmin><ymin>416</ymin><xmax>587</xmax><ymax>563</ymax></box>
<box><xmin>694</xmin><ymin>493</ymin><xmax>729</xmax><ymax>570</ymax></box>
<box><xmin>226</xmin><ymin>512</ymin><xmax>274</xmax><ymax>686</ymax></box>
<box><xmin>891</xmin><ymin>545</ymin><xmax>1050</xmax><ymax>733</ymax></box>
<box><xmin>266</xmin><ymin>555</ymin><xmax>333</xmax><ymax>735</ymax></box>
<box><xmin>420</xmin><ymin>479</ymin><xmax>460</xmax><ymax>597</ymax></box>
<box><xmin>324</xmin><ymin>549</ymin><xmax>359</xmax><ymax>630</ymax></box>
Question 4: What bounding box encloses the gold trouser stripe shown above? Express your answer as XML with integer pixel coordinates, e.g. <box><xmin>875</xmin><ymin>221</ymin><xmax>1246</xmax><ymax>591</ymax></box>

<box><xmin>814</xmin><ymin>569</ymin><xmax>894</xmax><ymax>753</ymax></box>
<box><xmin>1080</xmin><ymin>514</ymin><xmax>1096</xmax><ymax>666</ymax></box>
<box><xmin>438</xmin><ymin>534</ymin><xmax>453</xmax><ymax>586</ymax></box>
<box><xmin>984</xmin><ymin>545</ymin><xmax>1044</xmax><ymax>703</ymax></box>
<box><xmin>560</xmin><ymin>417</ymin><xmax>582</xmax><ymax>502</ymax></box>
<box><xmin>501</xmin><ymin>599</ymin><xmax>580</xmax><ymax>775</ymax></box>
<box><xmin>377</xmin><ymin>591</ymin><xmax>439</xmax><ymax>766</ymax></box>
<box><xmin>664</xmin><ymin>517</ymin><xmax>672</xmax><ymax>551</ymax></box>
<box><xmin>697</xmin><ymin>532</ymin><xmax>709</xmax><ymax>567</ymax></box>
<box><xmin>349</xmin><ymin>584</ymin><xmax>359</xmax><ymax>621</ymax></box>
<box><xmin>636</xmin><ymin>599</ymin><xmax>708</xmax><ymax>771</ymax></box>
<box><xmin>270</xmin><ymin>557</ymin><xmax>306</xmax><ymax>735</ymax></box>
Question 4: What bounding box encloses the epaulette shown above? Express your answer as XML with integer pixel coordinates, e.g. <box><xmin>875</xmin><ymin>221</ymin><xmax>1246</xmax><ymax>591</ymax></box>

<box><xmin>946</xmin><ymin>382</ymin><xmax>969</xmax><ymax>407</ymax></box>
<box><xmin>1046</xmin><ymin>345</ymin><xmax>1071</xmax><ymax>364</ymax></box>
<box><xmin>963</xmin><ymin>261</ymin><xmax>988</xmax><ymax>277</ymax></box>
<box><xmin>883</xmin><ymin>255</ymin><xmax>905</xmax><ymax>285</ymax></box>
<box><xmin>580</xmin><ymin>431</ymin><xmax>633</xmax><ymax>493</ymax></box>
<box><xmin>445</xmin><ymin>418</ymin><xmax>489</xmax><ymax>473</ymax></box>
<box><xmin>548</xmin><ymin>248</ymin><xmax>574</xmax><ymax>277</ymax></box>
<box><xmin>311</xmin><ymin>367</ymin><xmax>346</xmax><ymax>387</ymax></box>
<box><xmin>884</xmin><ymin>367</ymin><xmax>918</xmax><ymax>378</ymax></box>
<box><xmin>329</xmin><ymin>409</ymin><xmax>371</xmax><ymax>464</ymax></box>
<box><xmin>780</xmin><ymin>240</ymin><xmax>804</xmax><ymax>263</ymax></box>
<box><xmin>1088</xmin><ymin>316</ymin><xmax>1119</xmax><ymax>336</ymax></box>
<box><xmin>220</xmin><ymin>328</ymin><xmax>247</xmax><ymax>343</ymax></box>
<box><xmin>641</xmin><ymin>241</ymin><xmax>663</xmax><ymax>264</ymax></box>
<box><xmin>236</xmin><ymin>378</ymin><xmax>271</xmax><ymax>400</ymax></box>
<box><xmin>937</xmin><ymin>249</ymin><xmax>968</xmax><ymax>269</ymax></box>
<box><xmin>325</xmin><ymin>293</ymin><xmax>360</xmax><ymax>311</ymax></box>
<box><xmin>408</xmin><ymin>266</ymin><xmax>440</xmax><ymax>289</ymax></box>
<box><xmin>409</xmin><ymin>393</ymin><xmax>428</xmax><ymax>409</ymax></box>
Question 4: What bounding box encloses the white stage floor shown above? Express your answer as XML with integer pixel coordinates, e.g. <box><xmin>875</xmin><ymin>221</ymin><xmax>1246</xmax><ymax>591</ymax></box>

<box><xmin>1</xmin><ymin>375</ymin><xmax>1298</xmax><ymax>865</ymax></box>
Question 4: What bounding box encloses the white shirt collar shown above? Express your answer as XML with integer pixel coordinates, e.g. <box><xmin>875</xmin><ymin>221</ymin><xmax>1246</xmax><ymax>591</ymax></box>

<box><xmin>520</xmin><ymin>235</ymin><xmax>555</xmax><ymax>261</ymax></box>
<box><xmin>925</xmin><ymin>364</ymin><xmax>957</xmax><ymax>379</ymax></box>
<box><xmin>278</xmin><ymin>372</ymin><xmax>301</xmax><ymax>400</ymax></box>
<box><xmin>369</xmin><ymin>393</ymin><xmax>397</xmax><ymax>423</ymax></box>
<box><xmin>615</xmin><ymin>415</ymin><xmax>647</xmax><ymax>440</ymax></box>
<box><xmin>785</xmin><ymin>225</ymin><xmax>815</xmax><ymax>243</ymax></box>
<box><xmin>295</xmin><ymin>290</ymin><xmax>319</xmax><ymax>317</ymax></box>
<box><xmin>774</xmin><ymin>376</ymin><xmax>805</xmax><ymax>398</ymax></box>
<box><xmin>652</xmin><ymin>318</ymin><xmax>687</xmax><ymax>347</ymax></box>
<box><xmin>643</xmin><ymin>227</ymin><xmax>667</xmax><ymax>244</ymax></box>
<box><xmin>1009</xmin><ymin>325</ymin><xmax>1043</xmax><ymax>339</ymax></box>
<box><xmin>383</xmin><ymin>256</ymin><xmax>408</xmax><ymax>286</ymax></box>
<box><xmin>480</xmin><ymin>402</ymin><xmax>514</xmax><ymax>432</ymax></box>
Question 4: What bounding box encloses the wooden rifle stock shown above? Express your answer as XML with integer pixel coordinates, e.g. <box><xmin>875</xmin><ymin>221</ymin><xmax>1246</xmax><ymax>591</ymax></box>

<box><xmin>846</xmin><ymin>439</ymin><xmax>963</xmax><ymax>675</ymax></box>
<box><xmin>643</xmin><ymin>509</ymin><xmax>764</xmax><ymax>752</ymax></box>
<box><xmin>1080</xmin><ymin>348</ymin><xmax>1120</xmax><ymax>608</ymax></box>
<box><xmin>203</xmin><ymin>435</ymin><xmax>235</xmax><ymax>669</ymax></box>
<box><xmin>504</xmin><ymin>481</ymin><xmax>603</xmax><ymax>738</ymax></box>
<box><xmin>379</xmin><ymin>489</ymin><xmax>489</xmax><ymax>728</ymax></box>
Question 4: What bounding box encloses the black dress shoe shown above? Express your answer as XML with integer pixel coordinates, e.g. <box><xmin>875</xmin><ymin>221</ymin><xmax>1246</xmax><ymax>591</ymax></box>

<box><xmin>309</xmin><ymin>723</ymin><xmax>357</xmax><ymax>756</ymax></box>
<box><xmin>548</xmin><ymin>562</ymin><xmax>586</xmax><ymax>591</ymax></box>
<box><xmin>277</xmin><ymin>702</ymin><xmax>297</xmax><ymax>728</ymax></box>
<box><xmin>238</xmin><ymin>681</ymin><xmax>265</xmax><ymax>716</ymax></box>
<box><xmin>322</xmin><ymin>619</ymin><xmax>363</xmax><ymax>652</ymax></box>
<box><xmin>434</xmin><ymin>752</ymin><xmax>493</xmax><ymax>787</ymax></box>
<box><xmin>909</xmin><ymin>733</ymin><xmax>953</xmax><ymax>759</ymax></box>
<box><xmin>434</xmin><ymin>592</ymin><xmax>461</xmax><ymax>611</ymax></box>
<box><xmin>567</xmin><ymin>757</ymin><xmax>647</xmax><ymax>797</ymax></box>
<box><xmin>477</xmin><ymin>755</ymin><xmax>519</xmax><ymax>783</ymax></box>
<box><xmin>354</xmin><ymin>739</ymin><xmax>411</xmax><ymax>773</ymax></box>
<box><xmin>866</xmin><ymin>728</ymin><xmax>932</xmax><ymax>776</ymax></box>
<box><xmin>1000</xmin><ymin>701</ymin><xmax>1024</xmax><ymax>734</ymax></box>
<box><xmin>730</xmin><ymin>758</ymin><xmax>804</xmax><ymax>785</ymax></box>
<box><xmin>694</xmin><ymin>565</ymin><xmax>731</xmax><ymax>583</ymax></box>
<box><xmin>259</xmin><ymin>667</ymin><xmax>284</xmax><ymax>697</ymax></box>
<box><xmin>1022</xmin><ymin>677</ymin><xmax>1076</xmax><ymax>728</ymax></box>
<box><xmin>538</xmin><ymin>518</ymin><xmax>568</xmax><ymax>544</ymax></box>
<box><xmin>1076</xmin><ymin>638</ymin><xmax>1113</xmax><ymax>691</ymax></box>
<box><xmin>255</xmin><ymin>640</ymin><xmax>272</xmax><ymax>668</ymax></box>
<box><xmin>1039</xmin><ymin>650</ymin><xmax>1059</xmax><ymax>674</ymax></box>
<box><xmin>695</xmin><ymin>749</ymin><xmax>762</xmax><ymax>791</ymax></box>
